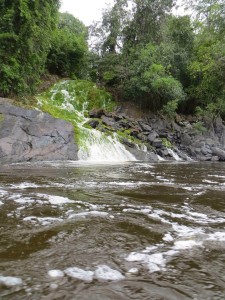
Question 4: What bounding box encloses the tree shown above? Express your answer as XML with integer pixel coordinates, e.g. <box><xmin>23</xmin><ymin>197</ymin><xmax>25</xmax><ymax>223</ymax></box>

<box><xmin>185</xmin><ymin>0</ymin><xmax>225</xmax><ymax>113</ymax></box>
<box><xmin>47</xmin><ymin>13</ymin><xmax>88</xmax><ymax>78</ymax></box>
<box><xmin>0</xmin><ymin>0</ymin><xmax>60</xmax><ymax>96</ymax></box>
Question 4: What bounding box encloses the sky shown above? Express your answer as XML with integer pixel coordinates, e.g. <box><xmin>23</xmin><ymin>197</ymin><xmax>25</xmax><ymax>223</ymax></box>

<box><xmin>60</xmin><ymin>0</ymin><xmax>187</xmax><ymax>26</ymax></box>
<box><xmin>60</xmin><ymin>0</ymin><xmax>114</xmax><ymax>26</ymax></box>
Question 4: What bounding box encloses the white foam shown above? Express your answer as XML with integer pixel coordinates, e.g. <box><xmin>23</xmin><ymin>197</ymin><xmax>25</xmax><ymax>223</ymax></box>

<box><xmin>125</xmin><ymin>252</ymin><xmax>166</xmax><ymax>273</ymax></box>
<box><xmin>187</xmin><ymin>211</ymin><xmax>208</xmax><ymax>219</ymax></box>
<box><xmin>163</xmin><ymin>233</ymin><xmax>174</xmax><ymax>242</ymax></box>
<box><xmin>14</xmin><ymin>198</ymin><xmax>35</xmax><ymax>204</ymax></box>
<box><xmin>68</xmin><ymin>211</ymin><xmax>108</xmax><ymax>219</ymax></box>
<box><xmin>173</xmin><ymin>239</ymin><xmax>203</xmax><ymax>250</ymax></box>
<box><xmin>207</xmin><ymin>232</ymin><xmax>225</xmax><ymax>241</ymax></box>
<box><xmin>11</xmin><ymin>182</ymin><xmax>39</xmax><ymax>189</ymax></box>
<box><xmin>48</xmin><ymin>270</ymin><xmax>64</xmax><ymax>278</ymax></box>
<box><xmin>36</xmin><ymin>193</ymin><xmax>74</xmax><ymax>205</ymax></box>
<box><xmin>48</xmin><ymin>195</ymin><xmax>74</xmax><ymax>205</ymax></box>
<box><xmin>172</xmin><ymin>224</ymin><xmax>204</xmax><ymax>236</ymax></box>
<box><xmin>146</xmin><ymin>253</ymin><xmax>166</xmax><ymax>273</ymax></box>
<box><xmin>0</xmin><ymin>189</ymin><xmax>7</xmax><ymax>196</ymax></box>
<box><xmin>64</xmin><ymin>267</ymin><xmax>94</xmax><ymax>282</ymax></box>
<box><xmin>94</xmin><ymin>265</ymin><xmax>125</xmax><ymax>281</ymax></box>
<box><xmin>0</xmin><ymin>201</ymin><xmax>3</xmax><ymax>205</ymax></box>
<box><xmin>203</xmin><ymin>179</ymin><xmax>218</xmax><ymax>184</ymax></box>
<box><xmin>23</xmin><ymin>216</ymin><xmax>63</xmax><ymax>225</ymax></box>
<box><xmin>0</xmin><ymin>276</ymin><xmax>23</xmax><ymax>287</ymax></box>
<box><xmin>127</xmin><ymin>268</ymin><xmax>139</xmax><ymax>274</ymax></box>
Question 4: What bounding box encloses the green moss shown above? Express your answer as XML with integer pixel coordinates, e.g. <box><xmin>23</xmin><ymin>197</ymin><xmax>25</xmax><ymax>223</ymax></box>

<box><xmin>0</xmin><ymin>113</ymin><xmax>4</xmax><ymax>122</ymax></box>
<box><xmin>40</xmin><ymin>79</ymin><xmax>116</xmax><ymax>112</ymax></box>
<box><xmin>162</xmin><ymin>138</ymin><xmax>173</xmax><ymax>148</ymax></box>
<box><xmin>116</xmin><ymin>129</ymin><xmax>142</xmax><ymax>146</ymax></box>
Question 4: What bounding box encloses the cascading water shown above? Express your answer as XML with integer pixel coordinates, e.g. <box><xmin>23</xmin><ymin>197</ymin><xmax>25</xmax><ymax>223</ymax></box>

<box><xmin>167</xmin><ymin>148</ymin><xmax>182</xmax><ymax>161</ymax></box>
<box><xmin>38</xmin><ymin>80</ymin><xmax>136</xmax><ymax>162</ymax></box>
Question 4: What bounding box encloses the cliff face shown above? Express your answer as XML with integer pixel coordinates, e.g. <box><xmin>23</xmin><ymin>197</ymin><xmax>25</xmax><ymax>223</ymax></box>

<box><xmin>0</xmin><ymin>98</ymin><xmax>78</xmax><ymax>164</ymax></box>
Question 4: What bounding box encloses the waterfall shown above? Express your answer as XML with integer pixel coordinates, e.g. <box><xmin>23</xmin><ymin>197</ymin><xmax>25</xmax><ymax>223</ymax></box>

<box><xmin>167</xmin><ymin>148</ymin><xmax>182</xmax><ymax>161</ymax></box>
<box><xmin>78</xmin><ymin>129</ymin><xmax>136</xmax><ymax>162</ymax></box>
<box><xmin>38</xmin><ymin>80</ymin><xmax>137</xmax><ymax>162</ymax></box>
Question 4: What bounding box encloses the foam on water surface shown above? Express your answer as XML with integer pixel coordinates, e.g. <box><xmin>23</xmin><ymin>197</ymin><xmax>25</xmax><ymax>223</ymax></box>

<box><xmin>48</xmin><ymin>270</ymin><xmax>64</xmax><ymax>278</ymax></box>
<box><xmin>23</xmin><ymin>216</ymin><xmax>63</xmax><ymax>225</ymax></box>
<box><xmin>64</xmin><ymin>267</ymin><xmax>94</xmax><ymax>282</ymax></box>
<box><xmin>68</xmin><ymin>210</ymin><xmax>109</xmax><ymax>219</ymax></box>
<box><xmin>94</xmin><ymin>265</ymin><xmax>125</xmax><ymax>281</ymax></box>
<box><xmin>0</xmin><ymin>276</ymin><xmax>23</xmax><ymax>287</ymax></box>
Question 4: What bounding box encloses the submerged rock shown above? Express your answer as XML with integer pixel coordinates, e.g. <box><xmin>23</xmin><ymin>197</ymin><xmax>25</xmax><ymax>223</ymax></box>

<box><xmin>0</xmin><ymin>98</ymin><xmax>78</xmax><ymax>163</ymax></box>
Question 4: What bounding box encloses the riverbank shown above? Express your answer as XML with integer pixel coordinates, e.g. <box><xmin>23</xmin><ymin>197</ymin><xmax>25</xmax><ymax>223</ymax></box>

<box><xmin>87</xmin><ymin>105</ymin><xmax>225</xmax><ymax>162</ymax></box>
<box><xmin>0</xmin><ymin>90</ymin><xmax>225</xmax><ymax>163</ymax></box>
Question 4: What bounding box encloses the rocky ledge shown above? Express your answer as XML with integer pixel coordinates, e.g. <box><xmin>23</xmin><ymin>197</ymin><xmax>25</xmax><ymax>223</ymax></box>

<box><xmin>0</xmin><ymin>98</ymin><xmax>78</xmax><ymax>164</ymax></box>
<box><xmin>1</xmin><ymin>98</ymin><xmax>225</xmax><ymax>164</ymax></box>
<box><xmin>87</xmin><ymin>108</ymin><xmax>225</xmax><ymax>162</ymax></box>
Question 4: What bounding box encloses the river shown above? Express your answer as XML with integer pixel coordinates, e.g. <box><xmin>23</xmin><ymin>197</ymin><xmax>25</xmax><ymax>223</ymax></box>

<box><xmin>0</xmin><ymin>161</ymin><xmax>225</xmax><ymax>299</ymax></box>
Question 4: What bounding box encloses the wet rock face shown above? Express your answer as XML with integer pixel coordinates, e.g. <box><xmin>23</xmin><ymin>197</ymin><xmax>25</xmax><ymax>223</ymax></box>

<box><xmin>0</xmin><ymin>98</ymin><xmax>78</xmax><ymax>163</ymax></box>
<box><xmin>88</xmin><ymin>108</ymin><xmax>225</xmax><ymax>162</ymax></box>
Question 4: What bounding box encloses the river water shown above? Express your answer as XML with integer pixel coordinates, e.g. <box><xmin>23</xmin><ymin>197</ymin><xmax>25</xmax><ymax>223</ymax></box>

<box><xmin>0</xmin><ymin>161</ymin><xmax>225</xmax><ymax>299</ymax></box>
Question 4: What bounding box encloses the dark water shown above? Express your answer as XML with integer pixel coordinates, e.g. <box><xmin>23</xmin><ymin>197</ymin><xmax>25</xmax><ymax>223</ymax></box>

<box><xmin>0</xmin><ymin>161</ymin><xmax>225</xmax><ymax>299</ymax></box>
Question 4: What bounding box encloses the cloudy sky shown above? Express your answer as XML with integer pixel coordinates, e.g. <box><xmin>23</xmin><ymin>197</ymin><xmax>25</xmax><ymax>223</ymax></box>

<box><xmin>60</xmin><ymin>0</ymin><xmax>187</xmax><ymax>26</ymax></box>
<box><xmin>60</xmin><ymin>0</ymin><xmax>114</xmax><ymax>25</ymax></box>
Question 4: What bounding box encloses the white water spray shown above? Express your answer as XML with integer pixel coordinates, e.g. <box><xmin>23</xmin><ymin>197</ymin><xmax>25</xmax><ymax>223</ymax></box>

<box><xmin>167</xmin><ymin>148</ymin><xmax>182</xmax><ymax>161</ymax></box>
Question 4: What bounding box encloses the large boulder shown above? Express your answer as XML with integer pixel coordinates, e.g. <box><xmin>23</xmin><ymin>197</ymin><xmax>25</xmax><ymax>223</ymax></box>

<box><xmin>0</xmin><ymin>98</ymin><xmax>78</xmax><ymax>164</ymax></box>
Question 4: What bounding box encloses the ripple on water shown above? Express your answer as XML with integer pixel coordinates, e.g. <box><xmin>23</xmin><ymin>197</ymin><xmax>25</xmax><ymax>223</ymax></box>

<box><xmin>0</xmin><ymin>162</ymin><xmax>225</xmax><ymax>299</ymax></box>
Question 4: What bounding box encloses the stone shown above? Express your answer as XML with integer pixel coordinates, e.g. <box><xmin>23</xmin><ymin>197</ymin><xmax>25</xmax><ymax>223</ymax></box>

<box><xmin>101</xmin><ymin>116</ymin><xmax>116</xmax><ymax>128</ymax></box>
<box><xmin>140</xmin><ymin>123</ymin><xmax>152</xmax><ymax>132</ymax></box>
<box><xmin>152</xmin><ymin>139</ymin><xmax>163</xmax><ymax>148</ymax></box>
<box><xmin>211</xmin><ymin>147</ymin><xmax>225</xmax><ymax>160</ymax></box>
<box><xmin>121</xmin><ymin>138</ymin><xmax>136</xmax><ymax>148</ymax></box>
<box><xmin>147</xmin><ymin>131</ymin><xmax>159</xmax><ymax>143</ymax></box>
<box><xmin>89</xmin><ymin>108</ymin><xmax>105</xmax><ymax>118</ymax></box>
<box><xmin>86</xmin><ymin>119</ymin><xmax>99</xmax><ymax>129</ymax></box>
<box><xmin>0</xmin><ymin>99</ymin><xmax>78</xmax><ymax>163</ymax></box>
<box><xmin>211</xmin><ymin>156</ymin><xmax>219</xmax><ymax>161</ymax></box>
<box><xmin>126</xmin><ymin>146</ymin><xmax>158</xmax><ymax>161</ymax></box>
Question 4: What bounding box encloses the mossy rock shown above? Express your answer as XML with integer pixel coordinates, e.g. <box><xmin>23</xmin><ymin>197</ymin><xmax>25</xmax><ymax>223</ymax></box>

<box><xmin>0</xmin><ymin>113</ymin><xmax>4</xmax><ymax>122</ymax></box>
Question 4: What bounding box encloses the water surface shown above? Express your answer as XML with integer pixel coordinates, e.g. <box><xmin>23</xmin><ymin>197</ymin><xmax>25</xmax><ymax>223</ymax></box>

<box><xmin>0</xmin><ymin>161</ymin><xmax>225</xmax><ymax>299</ymax></box>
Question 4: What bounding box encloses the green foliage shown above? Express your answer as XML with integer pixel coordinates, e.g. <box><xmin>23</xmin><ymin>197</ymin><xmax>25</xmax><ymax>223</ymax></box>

<box><xmin>162</xmin><ymin>99</ymin><xmax>179</xmax><ymax>120</ymax></box>
<box><xmin>192</xmin><ymin>121</ymin><xmax>207</xmax><ymax>133</ymax></box>
<box><xmin>0</xmin><ymin>0</ymin><xmax>60</xmax><ymax>96</ymax></box>
<box><xmin>195</xmin><ymin>98</ymin><xmax>225</xmax><ymax>120</ymax></box>
<box><xmin>122</xmin><ymin>44</ymin><xmax>185</xmax><ymax>110</ymax></box>
<box><xmin>38</xmin><ymin>79</ymin><xmax>116</xmax><ymax>146</ymax></box>
<box><xmin>89</xmin><ymin>0</ymin><xmax>225</xmax><ymax>118</ymax></box>
<box><xmin>162</xmin><ymin>138</ymin><xmax>173</xmax><ymax>148</ymax></box>
<box><xmin>47</xmin><ymin>13</ymin><xmax>88</xmax><ymax>78</ymax></box>
<box><xmin>39</xmin><ymin>80</ymin><xmax>116</xmax><ymax>113</ymax></box>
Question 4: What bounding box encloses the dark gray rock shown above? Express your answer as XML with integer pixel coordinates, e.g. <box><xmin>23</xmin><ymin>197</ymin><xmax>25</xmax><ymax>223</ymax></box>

<box><xmin>121</xmin><ymin>138</ymin><xmax>136</xmax><ymax>148</ymax></box>
<box><xmin>89</xmin><ymin>108</ymin><xmax>105</xmax><ymax>118</ymax></box>
<box><xmin>101</xmin><ymin>116</ymin><xmax>116</xmax><ymax>127</ymax></box>
<box><xmin>118</xmin><ymin>119</ymin><xmax>131</xmax><ymax>130</ymax></box>
<box><xmin>147</xmin><ymin>131</ymin><xmax>159</xmax><ymax>143</ymax></box>
<box><xmin>86</xmin><ymin>119</ymin><xmax>99</xmax><ymax>129</ymax></box>
<box><xmin>211</xmin><ymin>147</ymin><xmax>225</xmax><ymax>160</ymax></box>
<box><xmin>152</xmin><ymin>139</ymin><xmax>163</xmax><ymax>149</ymax></box>
<box><xmin>0</xmin><ymin>99</ymin><xmax>78</xmax><ymax>164</ymax></box>
<box><xmin>126</xmin><ymin>146</ymin><xmax>158</xmax><ymax>162</ymax></box>
<box><xmin>140</xmin><ymin>123</ymin><xmax>152</xmax><ymax>132</ymax></box>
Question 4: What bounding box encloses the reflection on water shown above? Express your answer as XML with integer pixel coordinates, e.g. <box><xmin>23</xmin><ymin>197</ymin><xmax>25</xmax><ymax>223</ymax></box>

<box><xmin>0</xmin><ymin>161</ymin><xmax>225</xmax><ymax>299</ymax></box>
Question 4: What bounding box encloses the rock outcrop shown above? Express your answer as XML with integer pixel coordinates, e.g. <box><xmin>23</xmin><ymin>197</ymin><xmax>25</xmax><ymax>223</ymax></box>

<box><xmin>0</xmin><ymin>98</ymin><xmax>78</xmax><ymax>164</ymax></box>
<box><xmin>88</xmin><ymin>108</ymin><xmax>225</xmax><ymax>162</ymax></box>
